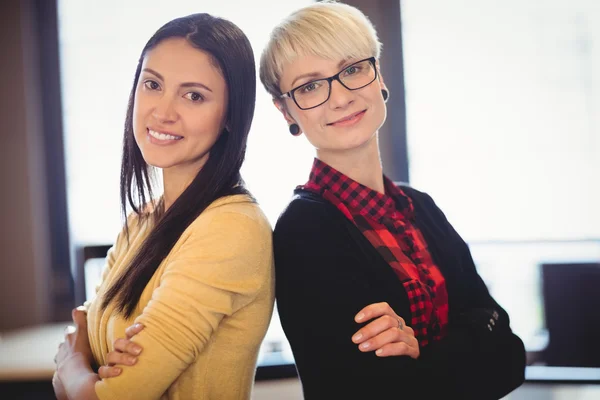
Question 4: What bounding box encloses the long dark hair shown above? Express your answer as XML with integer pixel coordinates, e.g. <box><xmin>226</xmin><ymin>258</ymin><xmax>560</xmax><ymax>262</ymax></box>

<box><xmin>101</xmin><ymin>13</ymin><xmax>256</xmax><ymax>318</ymax></box>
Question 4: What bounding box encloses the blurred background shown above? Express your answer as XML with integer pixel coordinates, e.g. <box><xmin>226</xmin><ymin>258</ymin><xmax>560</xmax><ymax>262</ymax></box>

<box><xmin>1</xmin><ymin>0</ymin><xmax>599</xmax><ymax>398</ymax></box>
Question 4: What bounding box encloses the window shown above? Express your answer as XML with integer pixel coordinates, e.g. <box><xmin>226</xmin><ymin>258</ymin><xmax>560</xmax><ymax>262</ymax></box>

<box><xmin>57</xmin><ymin>0</ymin><xmax>314</xmax><ymax>368</ymax></box>
<box><xmin>401</xmin><ymin>0</ymin><xmax>600</xmax><ymax>380</ymax></box>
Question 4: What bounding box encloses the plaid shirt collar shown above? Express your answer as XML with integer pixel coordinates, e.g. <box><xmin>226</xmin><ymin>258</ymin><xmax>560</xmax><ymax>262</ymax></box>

<box><xmin>300</xmin><ymin>158</ymin><xmax>415</xmax><ymax>223</ymax></box>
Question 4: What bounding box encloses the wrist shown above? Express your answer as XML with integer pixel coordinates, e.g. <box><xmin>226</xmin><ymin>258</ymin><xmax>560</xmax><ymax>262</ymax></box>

<box><xmin>57</xmin><ymin>351</ymin><xmax>96</xmax><ymax>382</ymax></box>
<box><xmin>58</xmin><ymin>352</ymin><xmax>99</xmax><ymax>400</ymax></box>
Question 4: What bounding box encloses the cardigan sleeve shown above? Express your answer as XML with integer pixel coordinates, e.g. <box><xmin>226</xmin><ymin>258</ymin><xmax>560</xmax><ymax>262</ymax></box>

<box><xmin>94</xmin><ymin>207</ymin><xmax>273</xmax><ymax>400</ymax></box>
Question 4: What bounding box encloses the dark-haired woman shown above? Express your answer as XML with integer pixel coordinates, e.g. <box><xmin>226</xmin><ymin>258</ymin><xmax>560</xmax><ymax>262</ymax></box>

<box><xmin>53</xmin><ymin>13</ymin><xmax>274</xmax><ymax>400</ymax></box>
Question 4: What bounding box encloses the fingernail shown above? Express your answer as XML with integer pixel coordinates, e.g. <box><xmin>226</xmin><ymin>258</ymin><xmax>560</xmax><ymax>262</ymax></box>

<box><xmin>114</xmin><ymin>367</ymin><xmax>122</xmax><ymax>375</ymax></box>
<box><xmin>360</xmin><ymin>342</ymin><xmax>370</xmax><ymax>350</ymax></box>
<box><xmin>352</xmin><ymin>333</ymin><xmax>362</xmax><ymax>342</ymax></box>
<box><xmin>132</xmin><ymin>346</ymin><xmax>142</xmax><ymax>355</ymax></box>
<box><xmin>134</xmin><ymin>323</ymin><xmax>143</xmax><ymax>330</ymax></box>
<box><xmin>355</xmin><ymin>313</ymin><xmax>365</xmax><ymax>321</ymax></box>
<box><xmin>376</xmin><ymin>349</ymin><xmax>383</xmax><ymax>356</ymax></box>
<box><xmin>128</xmin><ymin>356</ymin><xmax>137</xmax><ymax>365</ymax></box>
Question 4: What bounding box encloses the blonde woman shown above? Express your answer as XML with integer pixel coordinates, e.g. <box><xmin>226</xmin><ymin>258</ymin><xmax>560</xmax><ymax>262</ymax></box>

<box><xmin>259</xmin><ymin>2</ymin><xmax>526</xmax><ymax>399</ymax></box>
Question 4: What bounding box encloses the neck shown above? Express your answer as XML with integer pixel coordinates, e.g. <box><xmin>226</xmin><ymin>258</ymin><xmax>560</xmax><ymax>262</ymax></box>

<box><xmin>162</xmin><ymin>156</ymin><xmax>208</xmax><ymax>211</ymax></box>
<box><xmin>316</xmin><ymin>134</ymin><xmax>385</xmax><ymax>194</ymax></box>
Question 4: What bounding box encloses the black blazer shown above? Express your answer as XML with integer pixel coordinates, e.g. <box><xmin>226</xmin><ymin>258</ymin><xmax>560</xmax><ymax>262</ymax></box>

<box><xmin>273</xmin><ymin>186</ymin><xmax>526</xmax><ymax>400</ymax></box>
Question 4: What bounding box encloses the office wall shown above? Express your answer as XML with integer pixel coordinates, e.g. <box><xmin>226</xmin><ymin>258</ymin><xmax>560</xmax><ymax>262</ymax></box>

<box><xmin>0</xmin><ymin>0</ymin><xmax>52</xmax><ymax>330</ymax></box>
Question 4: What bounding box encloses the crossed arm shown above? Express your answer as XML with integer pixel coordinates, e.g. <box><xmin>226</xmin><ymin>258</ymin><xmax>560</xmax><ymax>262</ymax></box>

<box><xmin>272</xmin><ymin>199</ymin><xmax>526</xmax><ymax>399</ymax></box>
<box><xmin>53</xmin><ymin>210</ymin><xmax>272</xmax><ymax>400</ymax></box>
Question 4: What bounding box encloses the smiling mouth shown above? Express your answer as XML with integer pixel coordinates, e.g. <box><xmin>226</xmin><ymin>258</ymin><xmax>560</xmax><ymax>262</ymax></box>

<box><xmin>147</xmin><ymin>129</ymin><xmax>183</xmax><ymax>141</ymax></box>
<box><xmin>328</xmin><ymin>110</ymin><xmax>367</xmax><ymax>125</ymax></box>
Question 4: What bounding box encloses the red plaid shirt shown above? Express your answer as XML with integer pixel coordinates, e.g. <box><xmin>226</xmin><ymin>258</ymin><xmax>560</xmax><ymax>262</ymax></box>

<box><xmin>300</xmin><ymin>158</ymin><xmax>449</xmax><ymax>347</ymax></box>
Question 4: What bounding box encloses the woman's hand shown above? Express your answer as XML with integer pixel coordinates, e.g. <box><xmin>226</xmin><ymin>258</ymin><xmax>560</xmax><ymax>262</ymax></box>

<box><xmin>98</xmin><ymin>323</ymin><xmax>145</xmax><ymax>379</ymax></box>
<box><xmin>52</xmin><ymin>371</ymin><xmax>68</xmax><ymax>400</ymax></box>
<box><xmin>53</xmin><ymin>308</ymin><xmax>100</xmax><ymax>400</ymax></box>
<box><xmin>351</xmin><ymin>302</ymin><xmax>420</xmax><ymax>359</ymax></box>
<box><xmin>55</xmin><ymin>307</ymin><xmax>95</xmax><ymax>369</ymax></box>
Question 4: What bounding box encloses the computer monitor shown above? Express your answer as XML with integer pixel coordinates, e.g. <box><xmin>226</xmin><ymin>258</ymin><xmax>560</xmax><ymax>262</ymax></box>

<box><xmin>540</xmin><ymin>262</ymin><xmax>600</xmax><ymax>368</ymax></box>
<box><xmin>468</xmin><ymin>240</ymin><xmax>600</xmax><ymax>382</ymax></box>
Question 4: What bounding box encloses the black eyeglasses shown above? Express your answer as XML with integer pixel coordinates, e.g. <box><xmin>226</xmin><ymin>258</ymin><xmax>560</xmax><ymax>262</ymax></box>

<box><xmin>280</xmin><ymin>57</ymin><xmax>378</xmax><ymax>110</ymax></box>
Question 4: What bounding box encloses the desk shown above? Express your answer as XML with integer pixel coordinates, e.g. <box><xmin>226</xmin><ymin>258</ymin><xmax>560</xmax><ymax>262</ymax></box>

<box><xmin>0</xmin><ymin>323</ymin><xmax>68</xmax><ymax>382</ymax></box>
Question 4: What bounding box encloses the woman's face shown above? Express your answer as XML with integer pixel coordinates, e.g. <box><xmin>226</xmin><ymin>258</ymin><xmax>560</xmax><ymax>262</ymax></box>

<box><xmin>133</xmin><ymin>37</ymin><xmax>228</xmax><ymax>176</ymax></box>
<box><xmin>278</xmin><ymin>53</ymin><xmax>387</xmax><ymax>153</ymax></box>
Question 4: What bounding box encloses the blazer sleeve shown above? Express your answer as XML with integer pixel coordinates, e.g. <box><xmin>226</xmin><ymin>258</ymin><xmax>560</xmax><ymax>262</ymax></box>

<box><xmin>94</xmin><ymin>209</ymin><xmax>273</xmax><ymax>400</ymax></box>
<box><xmin>273</xmin><ymin>200</ymin><xmax>448</xmax><ymax>399</ymax></box>
<box><xmin>275</xmin><ymin>197</ymin><xmax>525</xmax><ymax>400</ymax></box>
<box><xmin>411</xmin><ymin>191</ymin><xmax>527</xmax><ymax>399</ymax></box>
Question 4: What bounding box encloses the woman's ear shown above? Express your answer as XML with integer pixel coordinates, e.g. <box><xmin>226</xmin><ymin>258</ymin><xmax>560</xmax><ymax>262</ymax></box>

<box><xmin>273</xmin><ymin>98</ymin><xmax>303</xmax><ymax>136</ymax></box>
<box><xmin>376</xmin><ymin>64</ymin><xmax>389</xmax><ymax>102</ymax></box>
<box><xmin>376</xmin><ymin>62</ymin><xmax>388</xmax><ymax>92</ymax></box>
<box><xmin>273</xmin><ymin>99</ymin><xmax>297</xmax><ymax>125</ymax></box>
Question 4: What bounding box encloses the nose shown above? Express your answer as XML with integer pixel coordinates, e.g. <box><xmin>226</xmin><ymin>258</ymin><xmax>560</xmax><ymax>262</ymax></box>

<box><xmin>151</xmin><ymin>94</ymin><xmax>178</xmax><ymax>123</ymax></box>
<box><xmin>328</xmin><ymin>79</ymin><xmax>354</xmax><ymax>109</ymax></box>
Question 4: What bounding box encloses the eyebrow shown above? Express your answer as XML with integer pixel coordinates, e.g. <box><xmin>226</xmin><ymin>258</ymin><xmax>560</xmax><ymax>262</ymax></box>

<box><xmin>142</xmin><ymin>68</ymin><xmax>213</xmax><ymax>92</ymax></box>
<box><xmin>289</xmin><ymin>59</ymin><xmax>352</xmax><ymax>89</ymax></box>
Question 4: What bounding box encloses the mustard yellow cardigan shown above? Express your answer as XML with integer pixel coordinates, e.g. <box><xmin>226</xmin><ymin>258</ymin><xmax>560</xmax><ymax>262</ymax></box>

<box><xmin>85</xmin><ymin>194</ymin><xmax>275</xmax><ymax>400</ymax></box>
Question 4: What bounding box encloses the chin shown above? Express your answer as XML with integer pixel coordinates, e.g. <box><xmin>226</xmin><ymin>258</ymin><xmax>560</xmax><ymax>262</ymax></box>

<box><xmin>344</xmin><ymin>137</ymin><xmax>374</xmax><ymax>151</ymax></box>
<box><xmin>339</xmin><ymin>127</ymin><xmax>379</xmax><ymax>151</ymax></box>
<box><xmin>143</xmin><ymin>160</ymin><xmax>171</xmax><ymax>170</ymax></box>
<box><xmin>139</xmin><ymin>152</ymin><xmax>175</xmax><ymax>169</ymax></box>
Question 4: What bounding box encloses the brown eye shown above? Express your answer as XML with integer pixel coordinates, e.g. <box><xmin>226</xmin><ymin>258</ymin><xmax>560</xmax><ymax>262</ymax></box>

<box><xmin>184</xmin><ymin>92</ymin><xmax>204</xmax><ymax>102</ymax></box>
<box><xmin>143</xmin><ymin>80</ymin><xmax>160</xmax><ymax>90</ymax></box>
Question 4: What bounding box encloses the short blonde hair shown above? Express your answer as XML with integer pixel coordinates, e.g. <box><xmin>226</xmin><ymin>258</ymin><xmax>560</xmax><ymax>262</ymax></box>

<box><xmin>259</xmin><ymin>1</ymin><xmax>381</xmax><ymax>98</ymax></box>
